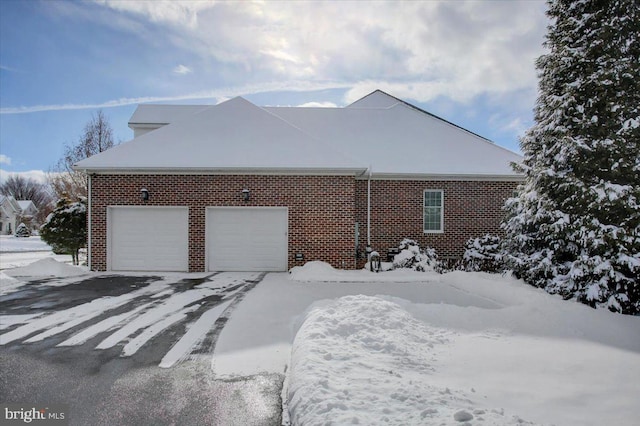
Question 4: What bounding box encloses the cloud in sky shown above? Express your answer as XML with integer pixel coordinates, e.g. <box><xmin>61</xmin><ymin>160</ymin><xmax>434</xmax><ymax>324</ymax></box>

<box><xmin>173</xmin><ymin>64</ymin><xmax>192</xmax><ymax>75</ymax></box>
<box><xmin>3</xmin><ymin>1</ymin><xmax>546</xmax><ymax>114</ymax></box>
<box><xmin>298</xmin><ymin>102</ymin><xmax>339</xmax><ymax>108</ymax></box>
<box><xmin>0</xmin><ymin>155</ymin><xmax>11</xmax><ymax>165</ymax></box>
<box><xmin>0</xmin><ymin>169</ymin><xmax>49</xmax><ymax>185</ymax></box>
<box><xmin>94</xmin><ymin>0</ymin><xmax>546</xmax><ymax>103</ymax></box>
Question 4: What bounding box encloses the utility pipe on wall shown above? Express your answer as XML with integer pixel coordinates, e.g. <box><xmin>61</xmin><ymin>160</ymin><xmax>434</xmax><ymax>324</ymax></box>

<box><xmin>87</xmin><ymin>174</ymin><xmax>92</xmax><ymax>270</ymax></box>
<box><xmin>367</xmin><ymin>166</ymin><xmax>372</xmax><ymax>248</ymax></box>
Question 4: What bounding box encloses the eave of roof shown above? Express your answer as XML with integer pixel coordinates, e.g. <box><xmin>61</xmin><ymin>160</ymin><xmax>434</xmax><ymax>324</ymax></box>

<box><xmin>78</xmin><ymin>166</ymin><xmax>369</xmax><ymax>177</ymax></box>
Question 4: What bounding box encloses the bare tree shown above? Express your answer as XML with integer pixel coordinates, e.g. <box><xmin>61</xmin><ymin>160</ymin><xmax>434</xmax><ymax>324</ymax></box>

<box><xmin>0</xmin><ymin>175</ymin><xmax>52</xmax><ymax>207</ymax></box>
<box><xmin>0</xmin><ymin>175</ymin><xmax>54</xmax><ymax>227</ymax></box>
<box><xmin>49</xmin><ymin>110</ymin><xmax>115</xmax><ymax>198</ymax></box>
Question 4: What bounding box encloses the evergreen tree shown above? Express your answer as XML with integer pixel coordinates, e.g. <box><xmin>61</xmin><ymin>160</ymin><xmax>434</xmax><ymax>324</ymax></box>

<box><xmin>503</xmin><ymin>0</ymin><xmax>640</xmax><ymax>314</ymax></box>
<box><xmin>40</xmin><ymin>197</ymin><xmax>87</xmax><ymax>265</ymax></box>
<box><xmin>14</xmin><ymin>223</ymin><xmax>31</xmax><ymax>238</ymax></box>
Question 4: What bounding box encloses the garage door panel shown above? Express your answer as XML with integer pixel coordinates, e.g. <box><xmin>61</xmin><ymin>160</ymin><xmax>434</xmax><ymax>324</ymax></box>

<box><xmin>109</xmin><ymin>207</ymin><xmax>189</xmax><ymax>272</ymax></box>
<box><xmin>207</xmin><ymin>207</ymin><xmax>287</xmax><ymax>272</ymax></box>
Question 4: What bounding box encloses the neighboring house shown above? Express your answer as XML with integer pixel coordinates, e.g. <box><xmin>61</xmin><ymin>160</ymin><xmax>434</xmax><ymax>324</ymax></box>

<box><xmin>0</xmin><ymin>195</ymin><xmax>22</xmax><ymax>235</ymax></box>
<box><xmin>16</xmin><ymin>200</ymin><xmax>38</xmax><ymax>219</ymax></box>
<box><xmin>74</xmin><ymin>90</ymin><xmax>523</xmax><ymax>273</ymax></box>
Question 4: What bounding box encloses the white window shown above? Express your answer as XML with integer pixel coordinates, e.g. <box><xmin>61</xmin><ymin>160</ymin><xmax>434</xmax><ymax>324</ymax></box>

<box><xmin>423</xmin><ymin>190</ymin><xmax>443</xmax><ymax>233</ymax></box>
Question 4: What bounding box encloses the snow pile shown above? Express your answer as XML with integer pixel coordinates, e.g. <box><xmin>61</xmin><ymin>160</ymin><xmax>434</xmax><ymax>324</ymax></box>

<box><xmin>4</xmin><ymin>257</ymin><xmax>87</xmax><ymax>278</ymax></box>
<box><xmin>287</xmin><ymin>295</ymin><xmax>530</xmax><ymax>425</ymax></box>
<box><xmin>289</xmin><ymin>261</ymin><xmax>438</xmax><ymax>283</ymax></box>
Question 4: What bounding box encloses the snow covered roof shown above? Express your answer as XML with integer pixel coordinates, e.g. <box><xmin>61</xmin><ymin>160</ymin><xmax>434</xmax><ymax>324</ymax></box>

<box><xmin>76</xmin><ymin>97</ymin><xmax>363</xmax><ymax>174</ymax></box>
<box><xmin>75</xmin><ymin>90</ymin><xmax>523</xmax><ymax>179</ymax></box>
<box><xmin>0</xmin><ymin>195</ymin><xmax>21</xmax><ymax>214</ymax></box>
<box><xmin>16</xmin><ymin>200</ymin><xmax>37</xmax><ymax>214</ymax></box>
<box><xmin>128</xmin><ymin>104</ymin><xmax>208</xmax><ymax>128</ymax></box>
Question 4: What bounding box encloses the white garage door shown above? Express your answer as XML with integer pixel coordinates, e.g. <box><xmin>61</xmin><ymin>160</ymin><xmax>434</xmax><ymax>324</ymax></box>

<box><xmin>207</xmin><ymin>207</ymin><xmax>288</xmax><ymax>271</ymax></box>
<box><xmin>108</xmin><ymin>207</ymin><xmax>189</xmax><ymax>272</ymax></box>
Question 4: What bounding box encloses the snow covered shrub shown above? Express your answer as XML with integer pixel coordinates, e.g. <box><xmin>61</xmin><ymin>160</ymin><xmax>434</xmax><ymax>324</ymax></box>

<box><xmin>461</xmin><ymin>235</ymin><xmax>504</xmax><ymax>273</ymax></box>
<box><xmin>392</xmin><ymin>239</ymin><xmax>437</xmax><ymax>272</ymax></box>
<box><xmin>14</xmin><ymin>223</ymin><xmax>31</xmax><ymax>238</ymax></box>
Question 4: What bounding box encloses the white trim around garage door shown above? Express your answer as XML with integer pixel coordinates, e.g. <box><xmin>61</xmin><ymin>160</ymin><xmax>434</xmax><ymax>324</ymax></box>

<box><xmin>206</xmin><ymin>206</ymin><xmax>288</xmax><ymax>272</ymax></box>
<box><xmin>107</xmin><ymin>206</ymin><xmax>189</xmax><ymax>272</ymax></box>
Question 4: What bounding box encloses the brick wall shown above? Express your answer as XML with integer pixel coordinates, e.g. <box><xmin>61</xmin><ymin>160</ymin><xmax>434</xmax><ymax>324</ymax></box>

<box><xmin>90</xmin><ymin>174</ymin><xmax>518</xmax><ymax>272</ymax></box>
<box><xmin>90</xmin><ymin>174</ymin><xmax>356</xmax><ymax>272</ymax></box>
<box><xmin>355</xmin><ymin>179</ymin><xmax>518</xmax><ymax>265</ymax></box>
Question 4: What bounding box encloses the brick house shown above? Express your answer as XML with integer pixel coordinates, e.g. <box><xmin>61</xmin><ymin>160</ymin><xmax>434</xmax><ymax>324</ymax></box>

<box><xmin>74</xmin><ymin>90</ymin><xmax>523</xmax><ymax>272</ymax></box>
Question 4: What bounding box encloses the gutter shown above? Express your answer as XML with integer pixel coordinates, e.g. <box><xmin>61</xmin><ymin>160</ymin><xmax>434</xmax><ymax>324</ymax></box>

<box><xmin>367</xmin><ymin>165</ymin><xmax>372</xmax><ymax>249</ymax></box>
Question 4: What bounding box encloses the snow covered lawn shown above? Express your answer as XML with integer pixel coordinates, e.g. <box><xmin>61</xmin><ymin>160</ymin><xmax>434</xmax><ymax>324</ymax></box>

<box><xmin>214</xmin><ymin>262</ymin><xmax>640</xmax><ymax>426</ymax></box>
<box><xmin>0</xmin><ymin>235</ymin><xmax>79</xmax><ymax>270</ymax></box>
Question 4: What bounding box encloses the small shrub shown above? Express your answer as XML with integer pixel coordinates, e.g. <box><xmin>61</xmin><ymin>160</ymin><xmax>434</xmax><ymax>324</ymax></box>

<box><xmin>461</xmin><ymin>234</ymin><xmax>505</xmax><ymax>273</ymax></box>
<box><xmin>14</xmin><ymin>223</ymin><xmax>31</xmax><ymax>238</ymax></box>
<box><xmin>392</xmin><ymin>239</ymin><xmax>437</xmax><ymax>272</ymax></box>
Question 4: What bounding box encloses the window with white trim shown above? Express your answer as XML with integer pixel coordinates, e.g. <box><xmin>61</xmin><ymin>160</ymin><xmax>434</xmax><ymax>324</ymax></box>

<box><xmin>423</xmin><ymin>190</ymin><xmax>443</xmax><ymax>233</ymax></box>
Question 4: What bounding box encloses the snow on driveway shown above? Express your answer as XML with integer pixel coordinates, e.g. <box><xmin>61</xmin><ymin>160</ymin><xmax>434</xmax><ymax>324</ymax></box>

<box><xmin>213</xmin><ymin>263</ymin><xmax>640</xmax><ymax>426</ymax></box>
<box><xmin>1</xmin><ymin>269</ymin><xmax>261</xmax><ymax>368</ymax></box>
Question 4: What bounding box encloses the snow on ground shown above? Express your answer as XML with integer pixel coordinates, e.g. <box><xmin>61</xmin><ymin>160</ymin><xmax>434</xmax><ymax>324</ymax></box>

<box><xmin>5</xmin><ymin>257</ymin><xmax>88</xmax><ymax>278</ymax></box>
<box><xmin>0</xmin><ymin>250</ymin><xmax>73</xmax><ymax>271</ymax></box>
<box><xmin>0</xmin><ymin>235</ymin><xmax>82</xmax><ymax>272</ymax></box>
<box><xmin>0</xmin><ymin>236</ymin><xmax>89</xmax><ymax>295</ymax></box>
<box><xmin>1</xmin><ymin>242</ymin><xmax>638</xmax><ymax>425</ymax></box>
<box><xmin>214</xmin><ymin>262</ymin><xmax>640</xmax><ymax>426</ymax></box>
<box><xmin>0</xmin><ymin>235</ymin><xmax>52</xmax><ymax>252</ymax></box>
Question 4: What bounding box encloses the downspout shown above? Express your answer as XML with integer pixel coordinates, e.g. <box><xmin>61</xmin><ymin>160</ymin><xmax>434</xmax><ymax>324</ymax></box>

<box><xmin>367</xmin><ymin>165</ymin><xmax>372</xmax><ymax>249</ymax></box>
<box><xmin>87</xmin><ymin>173</ymin><xmax>92</xmax><ymax>270</ymax></box>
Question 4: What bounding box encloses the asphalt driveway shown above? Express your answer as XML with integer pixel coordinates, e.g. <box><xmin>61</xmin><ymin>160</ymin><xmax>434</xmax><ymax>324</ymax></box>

<box><xmin>0</xmin><ymin>272</ymin><xmax>283</xmax><ymax>425</ymax></box>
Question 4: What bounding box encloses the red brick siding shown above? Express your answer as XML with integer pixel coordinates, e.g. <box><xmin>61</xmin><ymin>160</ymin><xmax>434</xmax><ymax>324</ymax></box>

<box><xmin>90</xmin><ymin>174</ymin><xmax>356</xmax><ymax>272</ymax></box>
<box><xmin>355</xmin><ymin>179</ymin><xmax>518</xmax><ymax>264</ymax></box>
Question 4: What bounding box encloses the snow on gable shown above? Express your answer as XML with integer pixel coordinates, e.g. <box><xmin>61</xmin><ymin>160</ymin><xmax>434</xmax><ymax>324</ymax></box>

<box><xmin>75</xmin><ymin>97</ymin><xmax>364</xmax><ymax>173</ymax></box>
<box><xmin>346</xmin><ymin>90</ymin><xmax>401</xmax><ymax>109</ymax></box>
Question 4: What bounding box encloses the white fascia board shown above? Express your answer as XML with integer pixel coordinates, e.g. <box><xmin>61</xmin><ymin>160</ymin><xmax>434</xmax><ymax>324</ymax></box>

<box><xmin>127</xmin><ymin>122</ymin><xmax>168</xmax><ymax>130</ymax></box>
<box><xmin>73</xmin><ymin>166</ymin><xmax>369</xmax><ymax>177</ymax></box>
<box><xmin>357</xmin><ymin>172</ymin><xmax>525</xmax><ymax>182</ymax></box>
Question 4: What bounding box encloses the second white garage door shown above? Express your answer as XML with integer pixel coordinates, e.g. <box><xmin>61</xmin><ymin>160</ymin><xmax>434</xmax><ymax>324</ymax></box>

<box><xmin>108</xmin><ymin>206</ymin><xmax>189</xmax><ymax>272</ymax></box>
<box><xmin>207</xmin><ymin>207</ymin><xmax>288</xmax><ymax>271</ymax></box>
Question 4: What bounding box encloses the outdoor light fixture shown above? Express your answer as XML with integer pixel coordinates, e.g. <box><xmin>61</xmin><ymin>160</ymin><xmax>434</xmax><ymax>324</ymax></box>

<box><xmin>242</xmin><ymin>188</ymin><xmax>250</xmax><ymax>202</ymax></box>
<box><xmin>140</xmin><ymin>188</ymin><xmax>149</xmax><ymax>201</ymax></box>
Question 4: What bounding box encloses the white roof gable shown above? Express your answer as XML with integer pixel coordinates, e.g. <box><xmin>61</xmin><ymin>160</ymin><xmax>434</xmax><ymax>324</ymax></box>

<box><xmin>0</xmin><ymin>195</ymin><xmax>21</xmax><ymax>214</ymax></box>
<box><xmin>17</xmin><ymin>200</ymin><xmax>38</xmax><ymax>214</ymax></box>
<box><xmin>346</xmin><ymin>90</ymin><xmax>400</xmax><ymax>109</ymax></box>
<box><xmin>76</xmin><ymin>97</ymin><xmax>363</xmax><ymax>173</ymax></box>
<box><xmin>75</xmin><ymin>91</ymin><xmax>523</xmax><ymax>178</ymax></box>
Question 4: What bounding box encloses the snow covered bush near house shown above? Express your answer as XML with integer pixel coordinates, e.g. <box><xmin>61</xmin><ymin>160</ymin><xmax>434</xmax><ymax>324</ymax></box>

<box><xmin>14</xmin><ymin>223</ymin><xmax>31</xmax><ymax>238</ymax></box>
<box><xmin>392</xmin><ymin>239</ymin><xmax>437</xmax><ymax>272</ymax></box>
<box><xmin>461</xmin><ymin>234</ymin><xmax>504</xmax><ymax>273</ymax></box>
